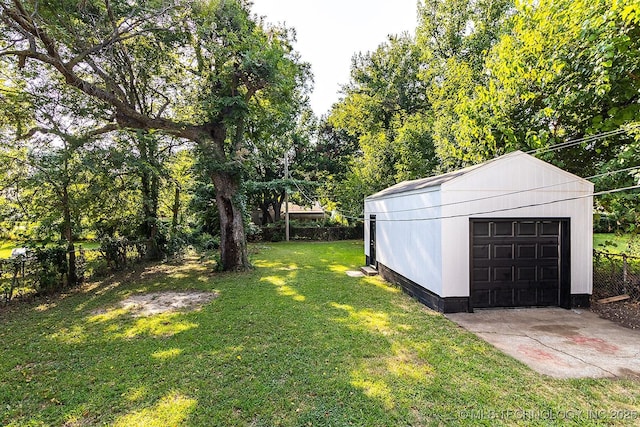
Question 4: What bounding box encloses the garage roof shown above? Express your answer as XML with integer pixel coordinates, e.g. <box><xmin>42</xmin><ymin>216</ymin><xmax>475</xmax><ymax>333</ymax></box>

<box><xmin>366</xmin><ymin>152</ymin><xmax>517</xmax><ymax>200</ymax></box>
<box><xmin>365</xmin><ymin>150</ymin><xmax>590</xmax><ymax>200</ymax></box>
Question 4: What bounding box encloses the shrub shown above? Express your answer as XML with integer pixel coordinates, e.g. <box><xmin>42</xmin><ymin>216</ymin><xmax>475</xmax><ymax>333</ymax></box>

<box><xmin>190</xmin><ymin>232</ymin><xmax>220</xmax><ymax>251</ymax></box>
<box><xmin>98</xmin><ymin>237</ymin><xmax>146</xmax><ymax>270</ymax></box>
<box><xmin>30</xmin><ymin>246</ymin><xmax>68</xmax><ymax>295</ymax></box>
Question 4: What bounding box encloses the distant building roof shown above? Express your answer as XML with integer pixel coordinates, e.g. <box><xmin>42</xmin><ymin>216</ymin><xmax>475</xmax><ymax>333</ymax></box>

<box><xmin>285</xmin><ymin>202</ymin><xmax>325</xmax><ymax>214</ymax></box>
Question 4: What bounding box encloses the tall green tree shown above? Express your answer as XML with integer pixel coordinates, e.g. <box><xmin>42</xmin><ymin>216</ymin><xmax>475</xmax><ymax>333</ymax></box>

<box><xmin>0</xmin><ymin>0</ymin><xmax>308</xmax><ymax>270</ymax></box>
<box><xmin>162</xmin><ymin>148</ymin><xmax>196</xmax><ymax>236</ymax></box>
<box><xmin>111</xmin><ymin>131</ymin><xmax>185</xmax><ymax>259</ymax></box>
<box><xmin>417</xmin><ymin>0</ymin><xmax>513</xmax><ymax>170</ymax></box>
<box><xmin>243</xmin><ymin>74</ymin><xmax>311</xmax><ymax>225</ymax></box>
<box><xmin>438</xmin><ymin>0</ymin><xmax>640</xmax><ymax>173</ymax></box>
<box><xmin>327</xmin><ymin>34</ymin><xmax>434</xmax><ymax>217</ymax></box>
<box><xmin>0</xmin><ymin>70</ymin><xmax>116</xmax><ymax>284</ymax></box>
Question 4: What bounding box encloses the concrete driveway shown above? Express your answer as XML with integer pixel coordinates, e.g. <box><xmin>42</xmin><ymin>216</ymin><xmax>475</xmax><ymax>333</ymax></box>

<box><xmin>447</xmin><ymin>308</ymin><xmax>640</xmax><ymax>379</ymax></box>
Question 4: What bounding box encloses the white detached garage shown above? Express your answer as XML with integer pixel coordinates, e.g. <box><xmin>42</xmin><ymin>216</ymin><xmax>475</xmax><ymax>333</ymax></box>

<box><xmin>364</xmin><ymin>151</ymin><xmax>594</xmax><ymax>313</ymax></box>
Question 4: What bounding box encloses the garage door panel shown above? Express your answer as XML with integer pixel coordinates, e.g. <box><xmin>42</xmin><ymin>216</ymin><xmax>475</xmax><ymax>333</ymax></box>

<box><xmin>540</xmin><ymin>244</ymin><xmax>558</xmax><ymax>258</ymax></box>
<box><xmin>517</xmin><ymin>266</ymin><xmax>537</xmax><ymax>281</ymax></box>
<box><xmin>493</xmin><ymin>244</ymin><xmax>513</xmax><ymax>259</ymax></box>
<box><xmin>493</xmin><ymin>289</ymin><xmax>515</xmax><ymax>306</ymax></box>
<box><xmin>538</xmin><ymin>286</ymin><xmax>560</xmax><ymax>304</ymax></box>
<box><xmin>517</xmin><ymin>289</ymin><xmax>539</xmax><ymax>306</ymax></box>
<box><xmin>471</xmin><ymin>219</ymin><xmax>562</xmax><ymax>309</ymax></box>
<box><xmin>473</xmin><ymin>267</ymin><xmax>490</xmax><ymax>282</ymax></box>
<box><xmin>472</xmin><ymin>289</ymin><xmax>492</xmax><ymax>306</ymax></box>
<box><xmin>517</xmin><ymin>222</ymin><xmax>537</xmax><ymax>236</ymax></box>
<box><xmin>517</xmin><ymin>244</ymin><xmax>537</xmax><ymax>259</ymax></box>
<box><xmin>473</xmin><ymin>245</ymin><xmax>490</xmax><ymax>259</ymax></box>
<box><xmin>493</xmin><ymin>266</ymin><xmax>513</xmax><ymax>282</ymax></box>
<box><xmin>540</xmin><ymin>221</ymin><xmax>560</xmax><ymax>235</ymax></box>
<box><xmin>473</xmin><ymin>222</ymin><xmax>490</xmax><ymax>237</ymax></box>
<box><xmin>540</xmin><ymin>266</ymin><xmax>558</xmax><ymax>280</ymax></box>
<box><xmin>493</xmin><ymin>222</ymin><xmax>514</xmax><ymax>236</ymax></box>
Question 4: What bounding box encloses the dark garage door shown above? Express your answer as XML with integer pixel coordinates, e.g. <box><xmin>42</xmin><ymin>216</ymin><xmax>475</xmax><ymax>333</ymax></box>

<box><xmin>471</xmin><ymin>219</ymin><xmax>566</xmax><ymax>309</ymax></box>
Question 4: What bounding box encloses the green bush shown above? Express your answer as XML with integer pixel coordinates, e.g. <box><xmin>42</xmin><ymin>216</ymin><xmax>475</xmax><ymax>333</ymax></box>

<box><xmin>258</xmin><ymin>225</ymin><xmax>363</xmax><ymax>242</ymax></box>
<box><xmin>245</xmin><ymin>222</ymin><xmax>262</xmax><ymax>242</ymax></box>
<box><xmin>30</xmin><ymin>246</ymin><xmax>68</xmax><ymax>295</ymax></box>
<box><xmin>190</xmin><ymin>232</ymin><xmax>220</xmax><ymax>251</ymax></box>
<box><xmin>98</xmin><ymin>237</ymin><xmax>147</xmax><ymax>270</ymax></box>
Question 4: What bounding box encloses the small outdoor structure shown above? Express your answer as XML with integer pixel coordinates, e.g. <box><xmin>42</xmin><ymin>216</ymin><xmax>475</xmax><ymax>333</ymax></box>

<box><xmin>251</xmin><ymin>202</ymin><xmax>325</xmax><ymax>224</ymax></box>
<box><xmin>364</xmin><ymin>151</ymin><xmax>594</xmax><ymax>313</ymax></box>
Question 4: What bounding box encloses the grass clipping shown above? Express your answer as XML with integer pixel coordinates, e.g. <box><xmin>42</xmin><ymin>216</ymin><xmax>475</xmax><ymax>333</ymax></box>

<box><xmin>119</xmin><ymin>291</ymin><xmax>218</xmax><ymax>317</ymax></box>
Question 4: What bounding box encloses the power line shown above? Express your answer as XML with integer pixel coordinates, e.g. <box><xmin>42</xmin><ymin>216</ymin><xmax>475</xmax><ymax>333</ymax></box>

<box><xmin>291</xmin><ymin>179</ymin><xmax>316</xmax><ymax>205</ymax></box>
<box><xmin>289</xmin><ymin>176</ymin><xmax>364</xmax><ymax>222</ymax></box>
<box><xmin>589</xmin><ymin>165</ymin><xmax>640</xmax><ymax>180</ymax></box>
<box><xmin>334</xmin><ymin>209</ymin><xmax>366</xmax><ymax>222</ymax></box>
<box><xmin>525</xmin><ymin>124</ymin><xmax>639</xmax><ymax>155</ymax></box>
<box><xmin>311</xmin><ymin>166</ymin><xmax>640</xmax><ymax>222</ymax></box>
<box><xmin>367</xmin><ymin>184</ymin><xmax>640</xmax><ymax>223</ymax></box>
<box><xmin>526</xmin><ymin>129</ymin><xmax>622</xmax><ymax>154</ymax></box>
<box><xmin>365</xmin><ymin>163</ymin><xmax>640</xmax><ymax>216</ymax></box>
<box><xmin>288</xmin><ymin>124</ymin><xmax>640</xmax><ymax>222</ymax></box>
<box><xmin>361</xmin><ymin>124</ymin><xmax>638</xmax><ymax>216</ymax></box>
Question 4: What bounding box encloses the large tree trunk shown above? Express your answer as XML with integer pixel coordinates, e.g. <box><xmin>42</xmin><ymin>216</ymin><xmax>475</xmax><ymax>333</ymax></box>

<box><xmin>61</xmin><ymin>185</ymin><xmax>78</xmax><ymax>287</ymax></box>
<box><xmin>139</xmin><ymin>134</ymin><xmax>163</xmax><ymax>260</ymax></box>
<box><xmin>272</xmin><ymin>190</ymin><xmax>286</xmax><ymax>222</ymax></box>
<box><xmin>260</xmin><ymin>195</ymin><xmax>273</xmax><ymax>225</ymax></box>
<box><xmin>212</xmin><ymin>171</ymin><xmax>250</xmax><ymax>271</ymax></box>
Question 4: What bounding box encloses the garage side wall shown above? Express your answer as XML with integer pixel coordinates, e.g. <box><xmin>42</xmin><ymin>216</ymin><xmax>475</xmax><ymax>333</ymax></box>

<box><xmin>440</xmin><ymin>154</ymin><xmax>593</xmax><ymax>300</ymax></box>
<box><xmin>364</xmin><ymin>188</ymin><xmax>443</xmax><ymax>297</ymax></box>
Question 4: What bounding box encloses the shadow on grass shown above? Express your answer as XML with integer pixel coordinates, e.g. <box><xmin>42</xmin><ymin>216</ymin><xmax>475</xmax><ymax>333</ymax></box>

<box><xmin>2</xmin><ymin>242</ymin><xmax>640</xmax><ymax>426</ymax></box>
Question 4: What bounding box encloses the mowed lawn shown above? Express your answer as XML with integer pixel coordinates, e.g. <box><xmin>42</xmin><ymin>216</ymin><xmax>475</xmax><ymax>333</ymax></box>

<box><xmin>593</xmin><ymin>233</ymin><xmax>638</xmax><ymax>254</ymax></box>
<box><xmin>0</xmin><ymin>240</ymin><xmax>16</xmax><ymax>259</ymax></box>
<box><xmin>0</xmin><ymin>241</ymin><xmax>102</xmax><ymax>259</ymax></box>
<box><xmin>1</xmin><ymin>242</ymin><xmax>639</xmax><ymax>426</ymax></box>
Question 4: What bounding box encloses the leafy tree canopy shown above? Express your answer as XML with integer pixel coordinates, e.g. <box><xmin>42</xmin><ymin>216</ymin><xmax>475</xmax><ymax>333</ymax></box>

<box><xmin>0</xmin><ymin>0</ymin><xmax>311</xmax><ymax>270</ymax></box>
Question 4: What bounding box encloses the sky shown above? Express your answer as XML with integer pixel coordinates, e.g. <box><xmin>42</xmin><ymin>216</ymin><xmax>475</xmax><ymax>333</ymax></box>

<box><xmin>250</xmin><ymin>0</ymin><xmax>419</xmax><ymax>117</ymax></box>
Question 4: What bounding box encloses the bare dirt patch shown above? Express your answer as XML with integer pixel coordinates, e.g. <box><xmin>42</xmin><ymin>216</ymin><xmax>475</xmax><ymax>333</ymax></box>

<box><xmin>119</xmin><ymin>291</ymin><xmax>218</xmax><ymax>317</ymax></box>
<box><xmin>591</xmin><ymin>300</ymin><xmax>640</xmax><ymax>330</ymax></box>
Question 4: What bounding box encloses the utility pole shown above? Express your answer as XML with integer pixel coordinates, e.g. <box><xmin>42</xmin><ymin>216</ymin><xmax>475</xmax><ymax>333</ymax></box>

<box><xmin>284</xmin><ymin>155</ymin><xmax>290</xmax><ymax>241</ymax></box>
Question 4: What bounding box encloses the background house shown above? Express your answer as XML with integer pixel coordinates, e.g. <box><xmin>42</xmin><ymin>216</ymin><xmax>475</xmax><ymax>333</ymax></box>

<box><xmin>252</xmin><ymin>202</ymin><xmax>326</xmax><ymax>225</ymax></box>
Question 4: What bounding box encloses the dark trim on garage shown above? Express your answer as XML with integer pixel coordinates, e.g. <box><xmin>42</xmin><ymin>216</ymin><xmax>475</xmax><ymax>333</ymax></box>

<box><xmin>571</xmin><ymin>294</ymin><xmax>591</xmax><ymax>308</ymax></box>
<box><xmin>559</xmin><ymin>219</ymin><xmax>572</xmax><ymax>309</ymax></box>
<box><xmin>376</xmin><ymin>262</ymin><xmax>587</xmax><ymax>313</ymax></box>
<box><xmin>377</xmin><ymin>263</ymin><xmax>470</xmax><ymax>313</ymax></box>
<box><xmin>369</xmin><ymin>215</ymin><xmax>377</xmax><ymax>268</ymax></box>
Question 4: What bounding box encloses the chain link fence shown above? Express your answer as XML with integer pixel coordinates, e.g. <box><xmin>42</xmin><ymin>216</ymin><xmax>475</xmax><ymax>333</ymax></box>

<box><xmin>1</xmin><ymin>240</ymin><xmax>149</xmax><ymax>304</ymax></box>
<box><xmin>593</xmin><ymin>250</ymin><xmax>640</xmax><ymax>301</ymax></box>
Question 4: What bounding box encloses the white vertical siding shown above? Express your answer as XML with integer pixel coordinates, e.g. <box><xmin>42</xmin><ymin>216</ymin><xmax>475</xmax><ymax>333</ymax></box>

<box><xmin>365</xmin><ymin>188</ymin><xmax>444</xmax><ymax>296</ymax></box>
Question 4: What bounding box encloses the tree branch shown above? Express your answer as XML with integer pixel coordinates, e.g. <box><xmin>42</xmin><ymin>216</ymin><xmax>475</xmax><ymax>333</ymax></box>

<box><xmin>19</xmin><ymin>123</ymin><xmax>119</xmax><ymax>141</ymax></box>
<box><xmin>1</xmin><ymin>0</ymin><xmax>235</xmax><ymax>161</ymax></box>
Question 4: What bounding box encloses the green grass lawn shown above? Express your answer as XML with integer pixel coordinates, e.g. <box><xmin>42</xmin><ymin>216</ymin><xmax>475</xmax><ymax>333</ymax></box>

<box><xmin>1</xmin><ymin>241</ymin><xmax>639</xmax><ymax>426</ymax></box>
<box><xmin>0</xmin><ymin>240</ymin><xmax>101</xmax><ymax>259</ymax></box>
<box><xmin>0</xmin><ymin>234</ymin><xmax>628</xmax><ymax>257</ymax></box>
<box><xmin>0</xmin><ymin>240</ymin><xmax>14</xmax><ymax>258</ymax></box>
<box><xmin>593</xmin><ymin>233</ymin><xmax>639</xmax><ymax>254</ymax></box>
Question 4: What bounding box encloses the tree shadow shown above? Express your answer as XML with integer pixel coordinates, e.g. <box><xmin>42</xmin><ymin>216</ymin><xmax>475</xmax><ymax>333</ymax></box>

<box><xmin>2</xmin><ymin>242</ymin><xmax>638</xmax><ymax>426</ymax></box>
